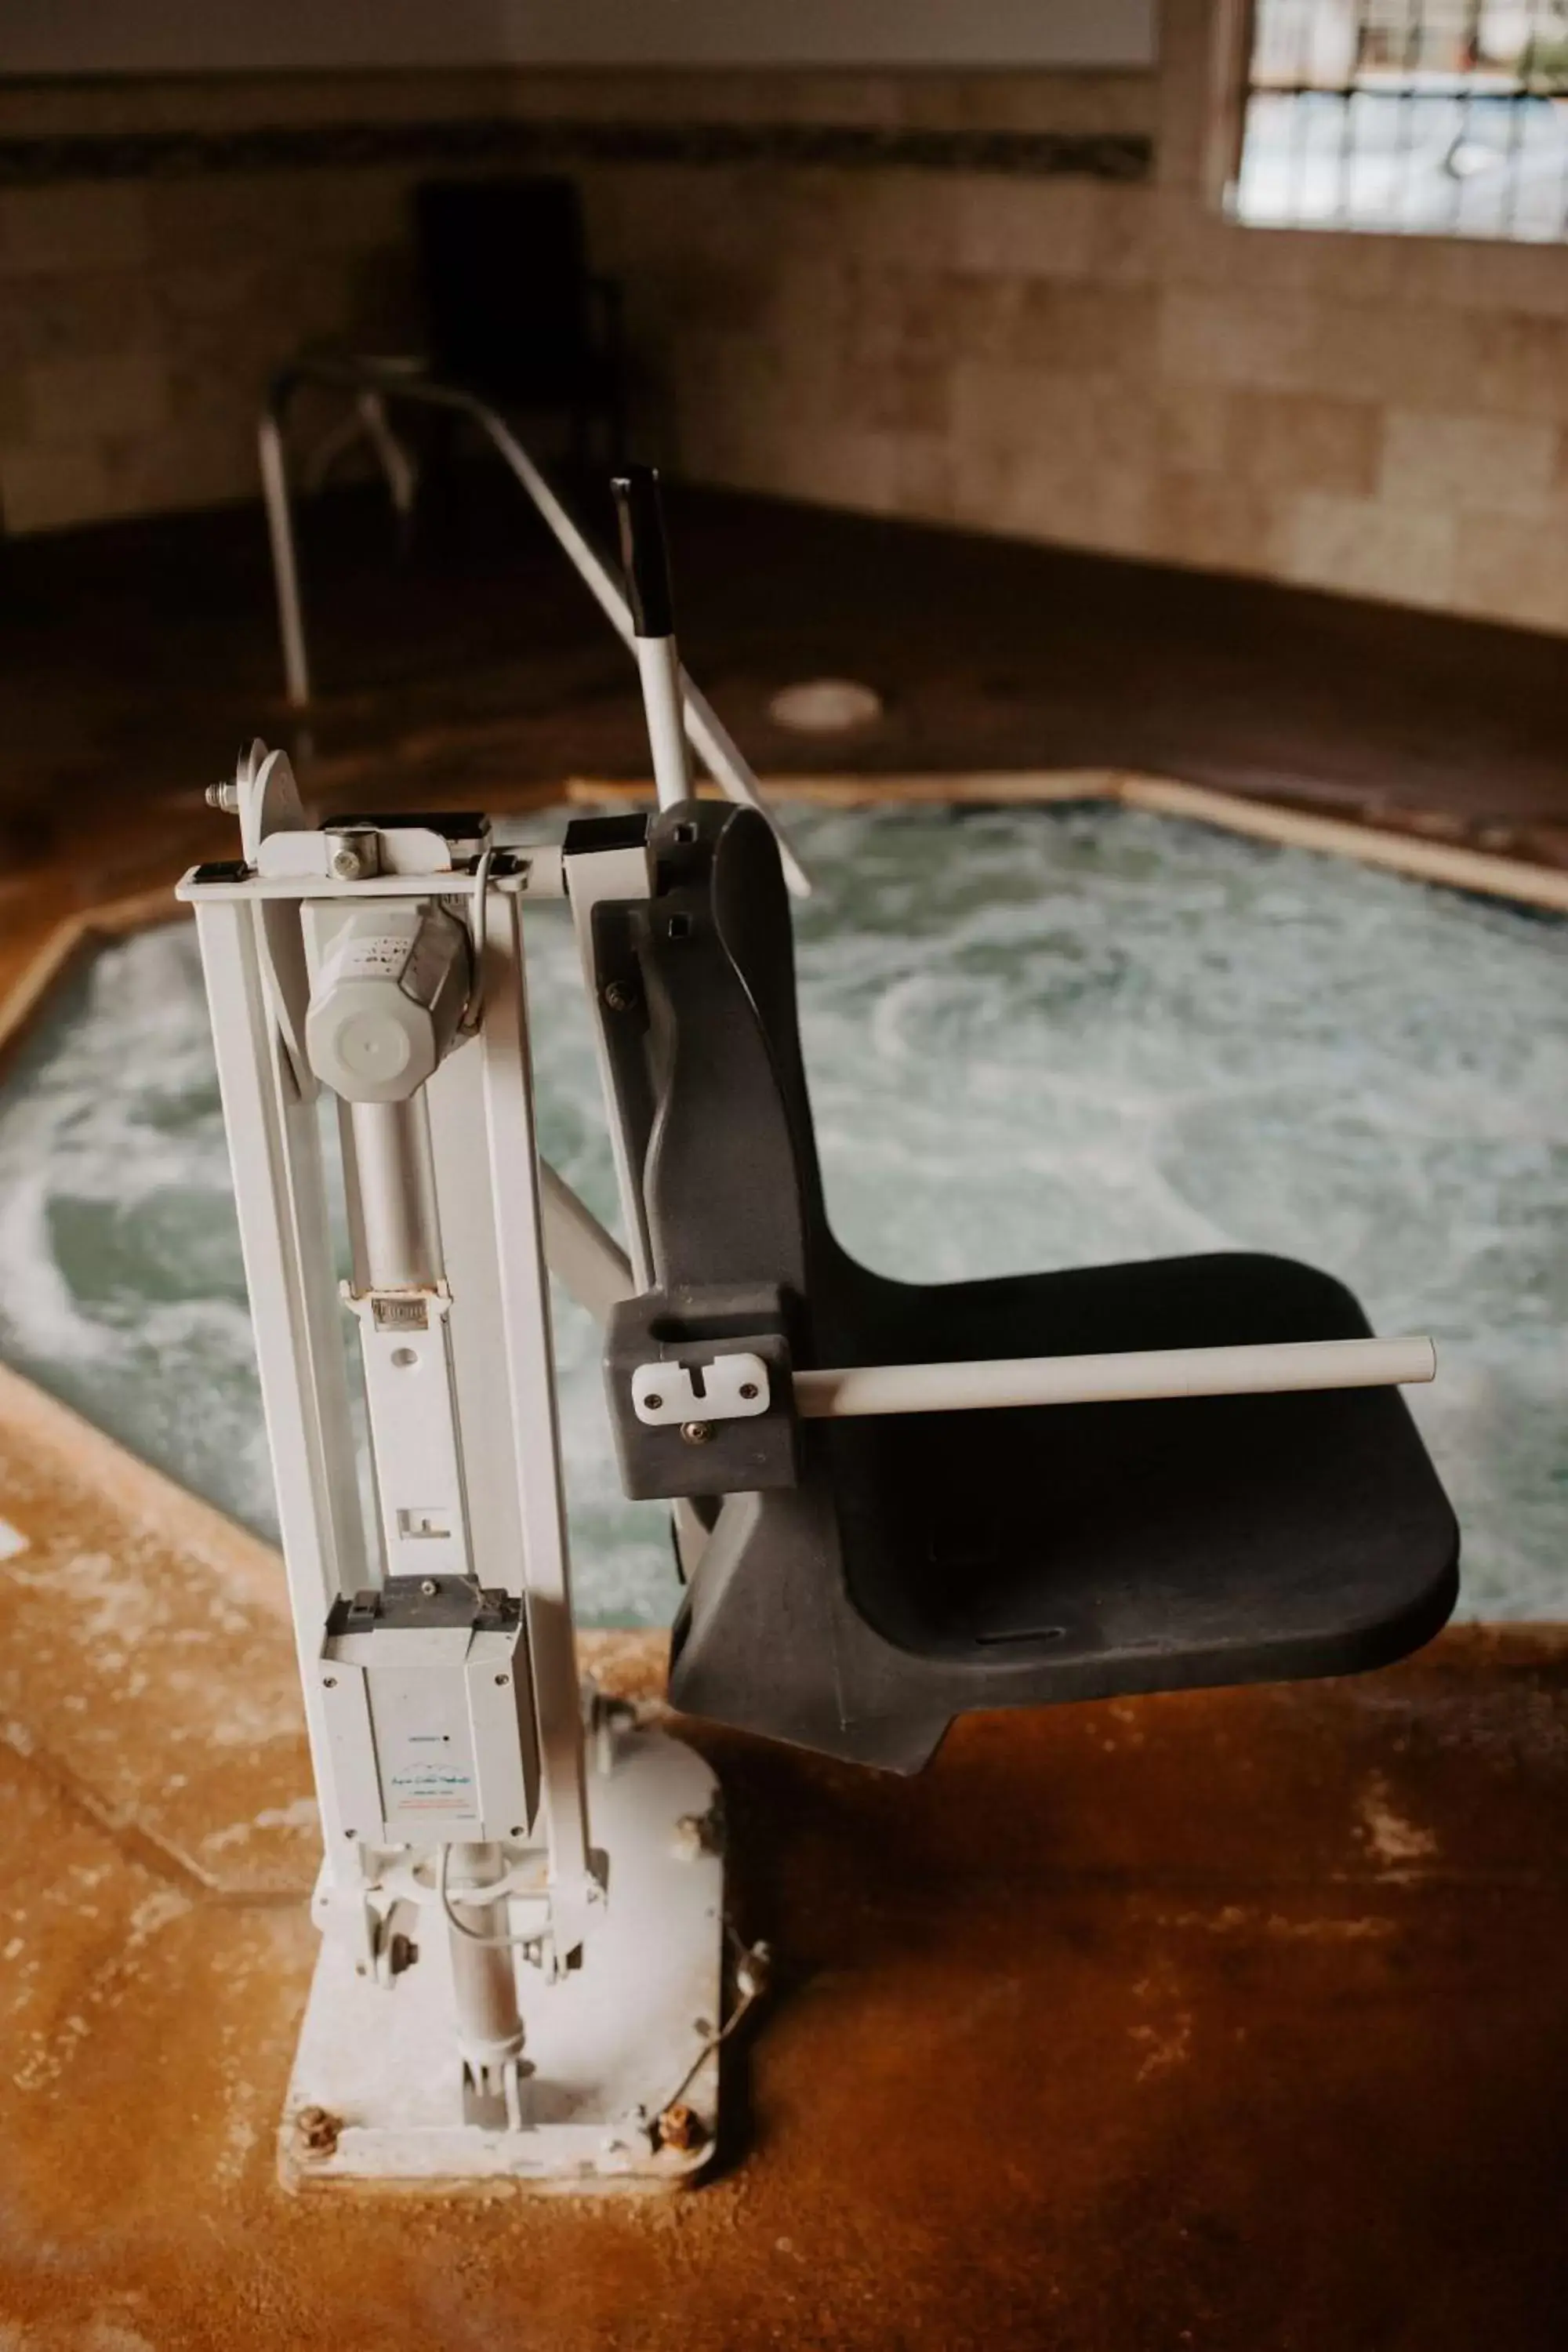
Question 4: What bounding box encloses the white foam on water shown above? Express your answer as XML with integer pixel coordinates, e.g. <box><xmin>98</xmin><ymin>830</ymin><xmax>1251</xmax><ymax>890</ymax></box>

<box><xmin>1</xmin><ymin>801</ymin><xmax>1563</xmax><ymax>1624</ymax></box>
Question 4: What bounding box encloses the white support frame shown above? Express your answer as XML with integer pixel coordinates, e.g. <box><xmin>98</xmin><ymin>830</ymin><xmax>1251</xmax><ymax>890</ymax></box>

<box><xmin>475</xmin><ymin>880</ymin><xmax>598</xmax><ymax>1941</ymax></box>
<box><xmin>181</xmin><ymin>844</ymin><xmax>725</xmax><ymax>2191</ymax></box>
<box><xmin>191</xmin><ymin>897</ymin><xmax>368</xmax><ymax>1866</ymax></box>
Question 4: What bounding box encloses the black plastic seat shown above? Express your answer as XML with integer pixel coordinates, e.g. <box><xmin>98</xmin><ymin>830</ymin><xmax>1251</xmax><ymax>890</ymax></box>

<box><xmin>588</xmin><ymin>800</ymin><xmax>1459</xmax><ymax>1772</ymax></box>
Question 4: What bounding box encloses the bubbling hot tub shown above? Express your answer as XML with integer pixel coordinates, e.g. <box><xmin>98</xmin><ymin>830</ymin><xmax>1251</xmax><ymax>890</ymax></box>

<box><xmin>1</xmin><ymin>799</ymin><xmax>1563</xmax><ymax>1624</ymax></box>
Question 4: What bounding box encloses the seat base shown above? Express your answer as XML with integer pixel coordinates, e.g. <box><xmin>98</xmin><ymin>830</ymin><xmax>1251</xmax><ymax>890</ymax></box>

<box><xmin>670</xmin><ymin>1254</ymin><xmax>1459</xmax><ymax>1772</ymax></box>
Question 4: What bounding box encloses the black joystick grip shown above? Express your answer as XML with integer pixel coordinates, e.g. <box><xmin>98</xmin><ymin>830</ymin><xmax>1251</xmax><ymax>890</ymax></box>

<box><xmin>612</xmin><ymin>466</ymin><xmax>675</xmax><ymax>640</ymax></box>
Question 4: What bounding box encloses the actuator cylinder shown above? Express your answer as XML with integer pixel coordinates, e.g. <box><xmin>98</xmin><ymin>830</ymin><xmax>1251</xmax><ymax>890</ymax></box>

<box><xmin>445</xmin><ymin>1842</ymin><xmax>525</xmax><ymax>2068</ymax></box>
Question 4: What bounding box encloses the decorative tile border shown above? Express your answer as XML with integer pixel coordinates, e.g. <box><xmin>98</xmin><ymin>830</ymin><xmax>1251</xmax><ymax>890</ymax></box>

<box><xmin>0</xmin><ymin>115</ymin><xmax>1152</xmax><ymax>190</ymax></box>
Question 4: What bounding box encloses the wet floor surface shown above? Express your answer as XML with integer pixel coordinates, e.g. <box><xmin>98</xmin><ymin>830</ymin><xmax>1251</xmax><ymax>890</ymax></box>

<box><xmin>2</xmin><ymin>1367</ymin><xmax>1567</xmax><ymax>2350</ymax></box>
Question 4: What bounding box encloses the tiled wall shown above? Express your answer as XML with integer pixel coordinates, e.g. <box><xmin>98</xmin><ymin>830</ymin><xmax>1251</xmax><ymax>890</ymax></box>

<box><xmin>4</xmin><ymin>3</ymin><xmax>1568</xmax><ymax>636</ymax></box>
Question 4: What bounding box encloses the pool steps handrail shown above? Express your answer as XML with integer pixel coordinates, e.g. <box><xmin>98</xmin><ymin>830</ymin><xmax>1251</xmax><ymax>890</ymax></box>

<box><xmin>259</xmin><ymin>357</ymin><xmax>811</xmax><ymax>896</ymax></box>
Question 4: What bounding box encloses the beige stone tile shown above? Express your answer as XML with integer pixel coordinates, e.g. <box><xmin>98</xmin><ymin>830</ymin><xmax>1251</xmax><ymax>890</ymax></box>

<box><xmin>5</xmin><ymin>267</ymin><xmax>161</xmax><ymax>368</ymax></box>
<box><xmin>948</xmin><ymin>176</ymin><xmax>1103</xmax><ymax>281</ymax></box>
<box><xmin>0</xmin><ymin>64</ymin><xmax>495</xmax><ymax>137</ymax></box>
<box><xmin>1472</xmin><ymin>311</ymin><xmax>1568</xmax><ymax>423</ymax></box>
<box><xmin>103</xmin><ymin>422</ymin><xmax>258</xmax><ymax>519</ymax></box>
<box><xmin>1291</xmin><ymin>296</ymin><xmax>1486</xmax><ymax>411</ymax></box>
<box><xmin>896</xmin><ymin>68</ymin><xmax>1156</xmax><ymax>135</ymax></box>
<box><xmin>1279</xmin><ymin>491</ymin><xmax>1457</xmax><ymax>609</ymax></box>
<box><xmin>1086</xmin><ymin>183</ymin><xmax>1161</xmax><ymax>289</ymax></box>
<box><xmin>839</xmin><ymin>347</ymin><xmax>954</xmax><ymax>437</ymax></box>
<box><xmin>851</xmin><ymin>171</ymin><xmax>967</xmax><ymax>274</ymax></box>
<box><xmin>0</xmin><ymin>362</ymin><xmax>27</xmax><ymax>449</ymax></box>
<box><xmin>947</xmin><ymin>363</ymin><xmax>1159</xmax><ymax>551</ymax></box>
<box><xmin>1157</xmin><ymin>204</ymin><xmax>1323</xmax><ymax>297</ymax></box>
<box><xmin>24</xmin><ymin>352</ymin><xmax>169</xmax><ymax>445</ymax></box>
<box><xmin>0</xmin><ymin>440</ymin><xmax>114</xmax><ymax>532</ymax></box>
<box><xmin>925</xmin><ymin>271</ymin><xmax>1025</xmax><ymax>368</ymax></box>
<box><xmin>1148</xmin><ymin>468</ymin><xmax>1283</xmax><ymax>574</ymax></box>
<box><xmin>0</xmin><ymin>183</ymin><xmax>150</xmax><ymax>276</ymax></box>
<box><xmin>1009</xmin><ymin>279</ymin><xmax>1158</xmax><ymax>376</ymax></box>
<box><xmin>1145</xmin><ymin>381</ymin><xmax>1379</xmax><ymax>494</ymax></box>
<box><xmin>1453</xmin><ymin>509</ymin><xmax>1568</xmax><ymax>633</ymax></box>
<box><xmin>1277</xmin><ymin>230</ymin><xmax>1403</xmax><ymax>306</ymax></box>
<box><xmin>1153</xmin><ymin>381</ymin><xmax>1233</xmax><ymax>474</ymax></box>
<box><xmin>958</xmin><ymin>444</ymin><xmax>1156</xmax><ymax>560</ymax></box>
<box><xmin>1380</xmin><ymin>409</ymin><xmax>1561</xmax><ymax>517</ymax></box>
<box><xmin>143</xmin><ymin>175</ymin><xmax>318</xmax><ymax>270</ymax></box>
<box><xmin>1399</xmin><ymin>235</ymin><xmax>1568</xmax><ymax>321</ymax></box>
<box><xmin>1157</xmin><ymin>285</ymin><xmax>1316</xmax><ymax>392</ymax></box>
<box><xmin>299</xmin><ymin>167</ymin><xmax>416</xmax><ymax>256</ymax></box>
<box><xmin>1229</xmin><ymin>387</ymin><xmax>1383</xmax><ymax>495</ymax></box>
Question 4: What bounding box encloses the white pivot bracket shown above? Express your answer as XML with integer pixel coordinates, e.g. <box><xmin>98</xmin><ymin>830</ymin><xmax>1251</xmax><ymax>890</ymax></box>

<box><xmin>633</xmin><ymin>1354</ymin><xmax>772</xmax><ymax>1426</ymax></box>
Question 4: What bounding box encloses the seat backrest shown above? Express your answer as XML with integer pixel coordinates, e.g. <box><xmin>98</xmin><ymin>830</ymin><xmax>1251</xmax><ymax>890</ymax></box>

<box><xmin>415</xmin><ymin>177</ymin><xmax>593</xmax><ymax>400</ymax></box>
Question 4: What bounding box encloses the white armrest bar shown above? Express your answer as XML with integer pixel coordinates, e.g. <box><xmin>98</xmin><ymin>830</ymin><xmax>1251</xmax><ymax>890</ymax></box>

<box><xmin>793</xmin><ymin>1335</ymin><xmax>1437</xmax><ymax>1420</ymax></box>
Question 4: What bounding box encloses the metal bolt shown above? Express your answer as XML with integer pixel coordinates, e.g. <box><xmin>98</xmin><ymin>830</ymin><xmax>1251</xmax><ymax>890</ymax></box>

<box><xmin>495</xmin><ymin>1673</ymin><xmax>510</xmax><ymax>1686</ymax></box>
<box><xmin>205</xmin><ymin>780</ymin><xmax>241</xmax><ymax>815</ymax></box>
<box><xmin>295</xmin><ymin>2103</ymin><xmax>341</xmax><ymax>2158</ymax></box>
<box><xmin>644</xmin><ymin>1392</ymin><xmax>663</xmax><ymax>1412</ymax></box>
<box><xmin>672</xmin><ymin>1813</ymin><xmax>706</xmax><ymax>1861</ymax></box>
<box><xmin>420</xmin><ymin>1578</ymin><xmax>438</xmax><ymax>1597</ymax></box>
<box><xmin>602</xmin><ymin>981</ymin><xmax>637</xmax><ymax>1013</ymax></box>
<box><xmin>331</xmin><ymin>847</ymin><xmax>362</xmax><ymax>880</ymax></box>
<box><xmin>681</xmin><ymin>1420</ymin><xmax>714</xmax><ymax>1446</ymax></box>
<box><xmin>739</xmin><ymin>1382</ymin><xmax>759</xmax><ymax>1401</ymax></box>
<box><xmin>655</xmin><ymin>2102</ymin><xmax>706</xmax><ymax>2154</ymax></box>
<box><xmin>322</xmin><ymin>1675</ymin><xmax>337</xmax><ymax>1689</ymax></box>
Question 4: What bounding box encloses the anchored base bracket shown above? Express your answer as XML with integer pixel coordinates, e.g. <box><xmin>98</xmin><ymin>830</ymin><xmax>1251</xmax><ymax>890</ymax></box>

<box><xmin>279</xmin><ymin>1729</ymin><xmax>724</xmax><ymax>2192</ymax></box>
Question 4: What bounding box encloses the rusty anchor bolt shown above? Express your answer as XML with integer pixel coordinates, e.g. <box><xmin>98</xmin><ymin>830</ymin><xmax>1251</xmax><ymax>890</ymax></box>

<box><xmin>295</xmin><ymin>2104</ymin><xmax>342</xmax><ymax>2158</ymax></box>
<box><xmin>655</xmin><ymin>2102</ymin><xmax>707</xmax><ymax>2155</ymax></box>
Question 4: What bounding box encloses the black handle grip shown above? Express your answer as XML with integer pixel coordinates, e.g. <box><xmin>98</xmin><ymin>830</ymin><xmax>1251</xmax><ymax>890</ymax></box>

<box><xmin>612</xmin><ymin>466</ymin><xmax>675</xmax><ymax>639</ymax></box>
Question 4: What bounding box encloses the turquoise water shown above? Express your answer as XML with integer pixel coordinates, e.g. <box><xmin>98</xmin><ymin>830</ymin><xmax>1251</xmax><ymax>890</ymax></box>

<box><xmin>1</xmin><ymin>800</ymin><xmax>1564</xmax><ymax>1622</ymax></box>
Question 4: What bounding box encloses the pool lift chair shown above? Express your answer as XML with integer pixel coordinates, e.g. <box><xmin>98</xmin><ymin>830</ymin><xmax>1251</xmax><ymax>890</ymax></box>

<box><xmin>180</xmin><ymin>469</ymin><xmax>1457</xmax><ymax>2190</ymax></box>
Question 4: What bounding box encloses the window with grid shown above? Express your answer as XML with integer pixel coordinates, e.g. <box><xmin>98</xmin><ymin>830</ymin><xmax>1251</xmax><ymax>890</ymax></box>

<box><xmin>1234</xmin><ymin>1</ymin><xmax>1568</xmax><ymax>238</ymax></box>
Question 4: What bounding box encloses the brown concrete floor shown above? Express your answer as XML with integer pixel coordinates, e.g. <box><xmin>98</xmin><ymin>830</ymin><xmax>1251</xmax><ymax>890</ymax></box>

<box><xmin>2</xmin><ymin>1367</ymin><xmax>1568</xmax><ymax>2351</ymax></box>
<box><xmin>5</xmin><ymin>468</ymin><xmax>1568</xmax><ymax>873</ymax></box>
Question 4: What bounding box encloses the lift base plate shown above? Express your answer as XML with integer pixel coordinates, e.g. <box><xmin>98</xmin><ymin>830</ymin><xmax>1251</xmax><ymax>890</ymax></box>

<box><xmin>278</xmin><ymin>1727</ymin><xmax>725</xmax><ymax>2192</ymax></box>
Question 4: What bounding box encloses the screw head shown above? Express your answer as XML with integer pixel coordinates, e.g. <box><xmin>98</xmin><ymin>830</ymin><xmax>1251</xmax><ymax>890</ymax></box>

<box><xmin>739</xmin><ymin>1382</ymin><xmax>759</xmax><ymax>1401</ymax></box>
<box><xmin>322</xmin><ymin>1675</ymin><xmax>337</xmax><ymax>1688</ymax></box>
<box><xmin>644</xmin><ymin>1392</ymin><xmax>663</xmax><ymax>1412</ymax></box>
<box><xmin>419</xmin><ymin>1577</ymin><xmax>438</xmax><ymax>1597</ymax></box>
<box><xmin>495</xmin><ymin>1673</ymin><xmax>510</xmax><ymax>1686</ymax></box>
<box><xmin>655</xmin><ymin>2102</ymin><xmax>706</xmax><ymax>2154</ymax></box>
<box><xmin>295</xmin><ymin>2103</ymin><xmax>341</xmax><ymax>2157</ymax></box>
<box><xmin>602</xmin><ymin>980</ymin><xmax>637</xmax><ymax>1013</ymax></box>
<box><xmin>681</xmin><ymin>1420</ymin><xmax>714</xmax><ymax>1446</ymax></box>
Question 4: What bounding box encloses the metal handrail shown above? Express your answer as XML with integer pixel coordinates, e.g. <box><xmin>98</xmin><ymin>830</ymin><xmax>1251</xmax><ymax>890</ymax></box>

<box><xmin>258</xmin><ymin>354</ymin><xmax>811</xmax><ymax>895</ymax></box>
